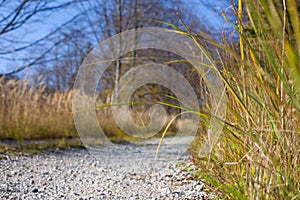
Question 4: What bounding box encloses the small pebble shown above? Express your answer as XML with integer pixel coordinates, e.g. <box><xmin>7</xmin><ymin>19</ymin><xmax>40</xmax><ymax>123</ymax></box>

<box><xmin>32</xmin><ymin>188</ymin><xmax>38</xmax><ymax>193</ymax></box>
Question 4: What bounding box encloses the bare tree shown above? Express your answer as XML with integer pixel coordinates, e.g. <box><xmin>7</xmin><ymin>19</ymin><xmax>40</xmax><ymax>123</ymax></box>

<box><xmin>78</xmin><ymin>0</ymin><xmax>196</xmax><ymax>98</ymax></box>
<box><xmin>1</xmin><ymin>0</ymin><xmax>213</xmax><ymax>93</ymax></box>
<box><xmin>0</xmin><ymin>0</ymin><xmax>86</xmax><ymax>77</ymax></box>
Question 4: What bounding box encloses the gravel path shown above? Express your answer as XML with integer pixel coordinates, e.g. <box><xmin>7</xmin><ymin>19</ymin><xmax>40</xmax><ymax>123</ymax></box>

<box><xmin>0</xmin><ymin>136</ymin><xmax>211</xmax><ymax>199</ymax></box>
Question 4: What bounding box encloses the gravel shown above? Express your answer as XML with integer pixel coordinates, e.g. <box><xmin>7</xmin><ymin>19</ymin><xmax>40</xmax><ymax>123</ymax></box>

<box><xmin>0</xmin><ymin>136</ymin><xmax>213</xmax><ymax>199</ymax></box>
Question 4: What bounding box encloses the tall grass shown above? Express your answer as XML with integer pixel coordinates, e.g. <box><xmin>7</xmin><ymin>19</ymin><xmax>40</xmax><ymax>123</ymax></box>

<box><xmin>0</xmin><ymin>77</ymin><xmax>136</xmax><ymax>142</ymax></box>
<box><xmin>188</xmin><ymin>0</ymin><xmax>300</xmax><ymax>199</ymax></box>
<box><xmin>0</xmin><ymin>77</ymin><xmax>76</xmax><ymax>140</ymax></box>
<box><xmin>0</xmin><ymin>77</ymin><xmax>178</xmax><ymax>143</ymax></box>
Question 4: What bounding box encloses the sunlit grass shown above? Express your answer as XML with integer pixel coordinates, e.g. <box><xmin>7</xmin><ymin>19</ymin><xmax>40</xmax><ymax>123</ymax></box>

<box><xmin>185</xmin><ymin>0</ymin><xmax>300</xmax><ymax>199</ymax></box>
<box><xmin>0</xmin><ymin>77</ymin><xmax>76</xmax><ymax>140</ymax></box>
<box><xmin>0</xmin><ymin>77</ymin><xmax>132</xmax><ymax>144</ymax></box>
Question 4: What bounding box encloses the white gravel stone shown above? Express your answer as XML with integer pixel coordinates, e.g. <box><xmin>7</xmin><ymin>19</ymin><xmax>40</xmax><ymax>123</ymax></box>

<box><xmin>0</xmin><ymin>136</ymin><xmax>212</xmax><ymax>199</ymax></box>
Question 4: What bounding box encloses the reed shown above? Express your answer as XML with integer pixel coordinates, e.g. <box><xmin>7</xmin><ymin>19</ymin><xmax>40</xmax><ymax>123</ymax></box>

<box><xmin>0</xmin><ymin>77</ymin><xmax>76</xmax><ymax>140</ymax></box>
<box><xmin>0</xmin><ymin>77</ymin><xmax>158</xmax><ymax>143</ymax></box>
<box><xmin>188</xmin><ymin>0</ymin><xmax>300</xmax><ymax>199</ymax></box>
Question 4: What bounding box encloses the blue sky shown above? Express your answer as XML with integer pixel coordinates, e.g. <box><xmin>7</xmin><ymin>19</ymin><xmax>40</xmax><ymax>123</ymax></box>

<box><xmin>0</xmin><ymin>0</ymin><xmax>231</xmax><ymax>75</ymax></box>
<box><xmin>0</xmin><ymin>0</ymin><xmax>81</xmax><ymax>75</ymax></box>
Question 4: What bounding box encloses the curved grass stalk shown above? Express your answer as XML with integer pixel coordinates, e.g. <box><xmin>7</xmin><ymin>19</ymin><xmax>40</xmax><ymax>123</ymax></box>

<box><xmin>155</xmin><ymin>110</ymin><xmax>209</xmax><ymax>159</ymax></box>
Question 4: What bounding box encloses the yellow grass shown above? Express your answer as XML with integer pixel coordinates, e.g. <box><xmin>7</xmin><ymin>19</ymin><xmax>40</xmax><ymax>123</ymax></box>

<box><xmin>0</xmin><ymin>77</ymin><xmax>76</xmax><ymax>140</ymax></box>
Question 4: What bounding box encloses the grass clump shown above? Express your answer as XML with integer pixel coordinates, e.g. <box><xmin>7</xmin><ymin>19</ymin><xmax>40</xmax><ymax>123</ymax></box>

<box><xmin>187</xmin><ymin>0</ymin><xmax>300</xmax><ymax>199</ymax></box>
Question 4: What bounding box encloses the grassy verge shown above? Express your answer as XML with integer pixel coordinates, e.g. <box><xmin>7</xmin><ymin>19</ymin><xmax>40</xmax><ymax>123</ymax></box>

<box><xmin>0</xmin><ymin>138</ymin><xmax>85</xmax><ymax>155</ymax></box>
